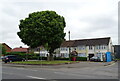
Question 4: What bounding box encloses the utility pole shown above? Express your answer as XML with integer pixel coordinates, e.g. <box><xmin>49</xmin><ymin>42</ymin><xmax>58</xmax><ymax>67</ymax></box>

<box><xmin>68</xmin><ymin>31</ymin><xmax>71</xmax><ymax>61</ymax></box>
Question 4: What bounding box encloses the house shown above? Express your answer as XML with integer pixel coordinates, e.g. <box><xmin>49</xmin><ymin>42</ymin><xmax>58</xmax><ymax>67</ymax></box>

<box><xmin>113</xmin><ymin>45</ymin><xmax>120</xmax><ymax>59</ymax></box>
<box><xmin>2</xmin><ymin>43</ymin><xmax>12</xmax><ymax>52</ymax></box>
<box><xmin>12</xmin><ymin>46</ymin><xmax>28</xmax><ymax>53</ymax></box>
<box><xmin>30</xmin><ymin>37</ymin><xmax>114</xmax><ymax>61</ymax></box>
<box><xmin>59</xmin><ymin>37</ymin><xmax>114</xmax><ymax>61</ymax></box>
<box><xmin>29</xmin><ymin>46</ymin><xmax>49</xmax><ymax>57</ymax></box>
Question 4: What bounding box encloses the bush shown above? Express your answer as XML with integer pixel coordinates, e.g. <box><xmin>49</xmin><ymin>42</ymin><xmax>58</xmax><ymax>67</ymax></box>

<box><xmin>5</xmin><ymin>52</ymin><xmax>40</xmax><ymax>60</ymax></box>
<box><xmin>70</xmin><ymin>57</ymin><xmax>87</xmax><ymax>61</ymax></box>
<box><xmin>76</xmin><ymin>57</ymin><xmax>87</xmax><ymax>61</ymax></box>
<box><xmin>39</xmin><ymin>57</ymin><xmax>47</xmax><ymax>60</ymax></box>
<box><xmin>54</xmin><ymin>57</ymin><xmax>69</xmax><ymax>60</ymax></box>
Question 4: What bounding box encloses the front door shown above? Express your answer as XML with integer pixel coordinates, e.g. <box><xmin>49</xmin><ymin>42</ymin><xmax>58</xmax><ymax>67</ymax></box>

<box><xmin>88</xmin><ymin>54</ymin><xmax>94</xmax><ymax>60</ymax></box>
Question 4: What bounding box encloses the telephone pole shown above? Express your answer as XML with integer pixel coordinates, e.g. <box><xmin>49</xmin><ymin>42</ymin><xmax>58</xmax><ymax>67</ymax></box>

<box><xmin>68</xmin><ymin>31</ymin><xmax>71</xmax><ymax>60</ymax></box>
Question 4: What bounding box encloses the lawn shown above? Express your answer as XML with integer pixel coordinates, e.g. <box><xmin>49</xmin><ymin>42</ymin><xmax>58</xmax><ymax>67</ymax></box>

<box><xmin>11</xmin><ymin>61</ymin><xmax>79</xmax><ymax>65</ymax></box>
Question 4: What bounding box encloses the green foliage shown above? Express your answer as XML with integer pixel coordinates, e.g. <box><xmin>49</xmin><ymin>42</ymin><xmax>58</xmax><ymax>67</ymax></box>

<box><xmin>76</xmin><ymin>57</ymin><xmax>87</xmax><ymax>61</ymax></box>
<box><xmin>39</xmin><ymin>57</ymin><xmax>47</xmax><ymax>60</ymax></box>
<box><xmin>6</xmin><ymin>52</ymin><xmax>40</xmax><ymax>60</ymax></box>
<box><xmin>17</xmin><ymin>10</ymin><xmax>66</xmax><ymax>58</ymax></box>
<box><xmin>12</xmin><ymin>61</ymin><xmax>78</xmax><ymax>64</ymax></box>
<box><xmin>70</xmin><ymin>57</ymin><xmax>87</xmax><ymax>61</ymax></box>
<box><xmin>54</xmin><ymin>57</ymin><xmax>69</xmax><ymax>60</ymax></box>
<box><xmin>0</xmin><ymin>44</ymin><xmax>6</xmax><ymax>55</ymax></box>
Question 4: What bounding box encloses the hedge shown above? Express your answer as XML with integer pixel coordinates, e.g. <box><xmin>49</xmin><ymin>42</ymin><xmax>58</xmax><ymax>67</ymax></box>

<box><xmin>5</xmin><ymin>52</ymin><xmax>40</xmax><ymax>60</ymax></box>
<box><xmin>54</xmin><ymin>57</ymin><xmax>69</xmax><ymax>60</ymax></box>
<box><xmin>76</xmin><ymin>57</ymin><xmax>87</xmax><ymax>61</ymax></box>
<box><xmin>4</xmin><ymin>52</ymin><xmax>87</xmax><ymax>61</ymax></box>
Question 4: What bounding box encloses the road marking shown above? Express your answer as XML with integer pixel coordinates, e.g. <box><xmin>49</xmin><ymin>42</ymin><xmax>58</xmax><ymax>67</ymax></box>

<box><xmin>105</xmin><ymin>62</ymin><xmax>116</xmax><ymax>67</ymax></box>
<box><xmin>27</xmin><ymin>76</ymin><xmax>46</xmax><ymax>79</ymax></box>
<box><xmin>54</xmin><ymin>71</ymin><xmax>80</xmax><ymax>77</ymax></box>
<box><xmin>11</xmin><ymin>67</ymin><xmax>38</xmax><ymax>71</ymax></box>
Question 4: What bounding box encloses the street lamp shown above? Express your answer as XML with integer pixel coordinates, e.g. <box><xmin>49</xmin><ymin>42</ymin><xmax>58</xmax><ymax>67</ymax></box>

<box><xmin>68</xmin><ymin>31</ymin><xmax>70</xmax><ymax>41</ymax></box>
<box><xmin>68</xmin><ymin>31</ymin><xmax>71</xmax><ymax>60</ymax></box>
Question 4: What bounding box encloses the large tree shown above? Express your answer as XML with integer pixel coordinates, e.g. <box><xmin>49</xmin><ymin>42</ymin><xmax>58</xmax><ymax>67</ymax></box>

<box><xmin>17</xmin><ymin>10</ymin><xmax>66</xmax><ymax>60</ymax></box>
<box><xmin>0</xmin><ymin>44</ymin><xmax>6</xmax><ymax>55</ymax></box>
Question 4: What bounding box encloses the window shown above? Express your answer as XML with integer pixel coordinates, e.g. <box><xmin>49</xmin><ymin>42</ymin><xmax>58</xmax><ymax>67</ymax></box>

<box><xmin>96</xmin><ymin>46</ymin><xmax>99</xmax><ymax>49</ymax></box>
<box><xmin>78</xmin><ymin>46</ymin><xmax>85</xmax><ymax>50</ymax></box>
<box><xmin>61</xmin><ymin>48</ymin><xmax>67</xmax><ymax>51</ymax></box>
<box><xmin>96</xmin><ymin>45</ymin><xmax>106</xmax><ymax>50</ymax></box>
<box><xmin>64</xmin><ymin>53</ymin><xmax>69</xmax><ymax>58</ymax></box>
<box><xmin>103</xmin><ymin>46</ymin><xmax>106</xmax><ymax>49</ymax></box>
<box><xmin>74</xmin><ymin>48</ymin><xmax>76</xmax><ymax>50</ymax></box>
<box><xmin>89</xmin><ymin>46</ymin><xmax>93</xmax><ymax>50</ymax></box>
<box><xmin>66</xmin><ymin>48</ymin><xmax>68</xmax><ymax>51</ymax></box>
<box><xmin>78</xmin><ymin>53</ymin><xmax>86</xmax><ymax>57</ymax></box>
<box><xmin>96</xmin><ymin>45</ymin><xmax>102</xmax><ymax>49</ymax></box>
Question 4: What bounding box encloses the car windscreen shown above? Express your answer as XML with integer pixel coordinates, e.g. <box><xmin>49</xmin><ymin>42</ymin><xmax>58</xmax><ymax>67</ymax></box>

<box><xmin>7</xmin><ymin>56</ymin><xmax>17</xmax><ymax>58</ymax></box>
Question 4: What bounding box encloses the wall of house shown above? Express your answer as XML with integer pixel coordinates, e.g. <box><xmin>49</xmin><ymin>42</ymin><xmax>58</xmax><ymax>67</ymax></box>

<box><xmin>76</xmin><ymin>46</ymin><xmax>87</xmax><ymax>57</ymax></box>
<box><xmin>59</xmin><ymin>44</ymin><xmax>110</xmax><ymax>58</ymax></box>
<box><xmin>108</xmin><ymin>38</ymin><xmax>113</xmax><ymax>53</ymax></box>
<box><xmin>2</xmin><ymin>44</ymin><xmax>11</xmax><ymax>52</ymax></box>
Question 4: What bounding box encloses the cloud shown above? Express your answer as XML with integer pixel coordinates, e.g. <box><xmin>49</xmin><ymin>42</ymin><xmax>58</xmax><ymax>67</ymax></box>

<box><xmin>0</xmin><ymin>0</ymin><xmax>119</xmax><ymax>48</ymax></box>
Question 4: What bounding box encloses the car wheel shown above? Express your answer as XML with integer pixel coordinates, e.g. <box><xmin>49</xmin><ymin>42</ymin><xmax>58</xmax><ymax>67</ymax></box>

<box><xmin>4</xmin><ymin>61</ymin><xmax>7</xmax><ymax>63</ymax></box>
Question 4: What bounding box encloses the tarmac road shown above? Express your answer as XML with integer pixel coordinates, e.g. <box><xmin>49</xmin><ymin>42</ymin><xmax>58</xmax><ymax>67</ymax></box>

<box><xmin>2</xmin><ymin>61</ymin><xmax>118</xmax><ymax>80</ymax></box>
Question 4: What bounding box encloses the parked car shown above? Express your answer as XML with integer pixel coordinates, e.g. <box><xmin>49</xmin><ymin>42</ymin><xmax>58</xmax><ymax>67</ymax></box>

<box><xmin>2</xmin><ymin>55</ymin><xmax>25</xmax><ymax>63</ymax></box>
<box><xmin>90</xmin><ymin>56</ymin><xmax>101</xmax><ymax>62</ymax></box>
<box><xmin>1</xmin><ymin>56</ymin><xmax>5</xmax><ymax>59</ymax></box>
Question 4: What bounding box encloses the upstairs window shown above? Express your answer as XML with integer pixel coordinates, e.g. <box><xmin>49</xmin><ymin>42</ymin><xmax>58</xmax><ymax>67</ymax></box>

<box><xmin>96</xmin><ymin>45</ymin><xmax>107</xmax><ymax>50</ymax></box>
<box><xmin>89</xmin><ymin>46</ymin><xmax>93</xmax><ymax>50</ymax></box>
<box><xmin>78</xmin><ymin>46</ymin><xmax>85</xmax><ymax>50</ymax></box>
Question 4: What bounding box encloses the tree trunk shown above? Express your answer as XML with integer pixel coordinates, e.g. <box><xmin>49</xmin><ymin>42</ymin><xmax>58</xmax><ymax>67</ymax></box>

<box><xmin>47</xmin><ymin>53</ymin><xmax>54</xmax><ymax>61</ymax></box>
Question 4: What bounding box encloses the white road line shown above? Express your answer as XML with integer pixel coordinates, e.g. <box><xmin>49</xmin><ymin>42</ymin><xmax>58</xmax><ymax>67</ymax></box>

<box><xmin>105</xmin><ymin>63</ymin><xmax>116</xmax><ymax>67</ymax></box>
<box><xmin>9</xmin><ymin>67</ymin><xmax>38</xmax><ymax>71</ymax></box>
<box><xmin>27</xmin><ymin>76</ymin><xmax>46</xmax><ymax>79</ymax></box>
<box><xmin>54</xmin><ymin>72</ymin><xmax>80</xmax><ymax>77</ymax></box>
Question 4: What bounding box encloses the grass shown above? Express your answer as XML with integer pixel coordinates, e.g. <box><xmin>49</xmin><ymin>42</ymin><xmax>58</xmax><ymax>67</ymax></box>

<box><xmin>11</xmin><ymin>61</ymin><xmax>79</xmax><ymax>65</ymax></box>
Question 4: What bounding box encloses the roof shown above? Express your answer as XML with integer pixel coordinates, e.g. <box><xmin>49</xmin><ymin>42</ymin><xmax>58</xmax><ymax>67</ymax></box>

<box><xmin>74</xmin><ymin>37</ymin><xmax>110</xmax><ymax>46</ymax></box>
<box><xmin>12</xmin><ymin>48</ymin><xmax>28</xmax><ymax>52</ymax></box>
<box><xmin>61</xmin><ymin>40</ymin><xmax>75</xmax><ymax>47</ymax></box>
<box><xmin>61</xmin><ymin>37</ymin><xmax>111</xmax><ymax>47</ymax></box>
<box><xmin>2</xmin><ymin>43</ymin><xmax>12</xmax><ymax>49</ymax></box>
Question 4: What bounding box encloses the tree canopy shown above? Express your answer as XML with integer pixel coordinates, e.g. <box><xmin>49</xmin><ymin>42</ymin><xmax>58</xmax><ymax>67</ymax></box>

<box><xmin>17</xmin><ymin>10</ymin><xmax>66</xmax><ymax>59</ymax></box>
<box><xmin>0</xmin><ymin>44</ymin><xmax>6</xmax><ymax>55</ymax></box>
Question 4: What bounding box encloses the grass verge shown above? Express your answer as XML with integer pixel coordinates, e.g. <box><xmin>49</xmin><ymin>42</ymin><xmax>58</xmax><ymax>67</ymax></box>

<box><xmin>11</xmin><ymin>61</ymin><xmax>79</xmax><ymax>65</ymax></box>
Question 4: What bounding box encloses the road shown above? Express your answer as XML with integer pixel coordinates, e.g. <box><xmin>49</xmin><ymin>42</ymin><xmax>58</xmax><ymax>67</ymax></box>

<box><xmin>2</xmin><ymin>62</ymin><xmax>118</xmax><ymax>80</ymax></box>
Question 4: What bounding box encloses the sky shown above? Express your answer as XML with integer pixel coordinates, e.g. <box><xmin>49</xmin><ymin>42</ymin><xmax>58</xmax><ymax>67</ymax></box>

<box><xmin>0</xmin><ymin>0</ymin><xmax>119</xmax><ymax>48</ymax></box>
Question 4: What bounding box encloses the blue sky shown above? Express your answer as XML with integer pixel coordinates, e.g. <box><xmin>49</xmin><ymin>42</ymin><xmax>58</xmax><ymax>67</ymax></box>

<box><xmin>0</xmin><ymin>0</ymin><xmax>119</xmax><ymax>48</ymax></box>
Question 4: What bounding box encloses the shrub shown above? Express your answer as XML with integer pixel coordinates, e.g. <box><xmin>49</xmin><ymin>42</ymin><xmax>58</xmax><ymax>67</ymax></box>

<box><xmin>54</xmin><ymin>57</ymin><xmax>69</xmax><ymax>60</ymax></box>
<box><xmin>76</xmin><ymin>57</ymin><xmax>87</xmax><ymax>61</ymax></box>
<box><xmin>5</xmin><ymin>52</ymin><xmax>40</xmax><ymax>60</ymax></box>
<box><xmin>39</xmin><ymin>57</ymin><xmax>47</xmax><ymax>60</ymax></box>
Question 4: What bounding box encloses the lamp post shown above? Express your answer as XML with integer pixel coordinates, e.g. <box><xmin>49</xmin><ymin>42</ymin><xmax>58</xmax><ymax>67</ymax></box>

<box><xmin>68</xmin><ymin>31</ymin><xmax>71</xmax><ymax>60</ymax></box>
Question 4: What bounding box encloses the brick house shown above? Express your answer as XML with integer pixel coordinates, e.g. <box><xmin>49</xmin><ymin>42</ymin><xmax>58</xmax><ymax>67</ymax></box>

<box><xmin>12</xmin><ymin>46</ymin><xmax>29</xmax><ymax>53</ymax></box>
<box><xmin>2</xmin><ymin>43</ymin><xmax>12</xmax><ymax>52</ymax></box>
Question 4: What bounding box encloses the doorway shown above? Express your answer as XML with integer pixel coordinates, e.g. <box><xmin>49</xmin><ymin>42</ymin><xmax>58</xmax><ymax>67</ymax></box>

<box><xmin>88</xmin><ymin>54</ymin><xmax>94</xmax><ymax>60</ymax></box>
